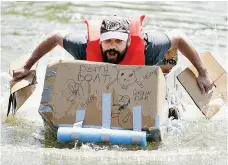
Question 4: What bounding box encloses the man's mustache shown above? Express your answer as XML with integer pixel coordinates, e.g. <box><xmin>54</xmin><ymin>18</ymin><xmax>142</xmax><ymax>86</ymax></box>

<box><xmin>106</xmin><ymin>49</ymin><xmax>119</xmax><ymax>55</ymax></box>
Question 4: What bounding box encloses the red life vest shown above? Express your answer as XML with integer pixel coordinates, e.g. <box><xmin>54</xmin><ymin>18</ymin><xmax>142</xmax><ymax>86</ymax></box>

<box><xmin>84</xmin><ymin>15</ymin><xmax>145</xmax><ymax>65</ymax></box>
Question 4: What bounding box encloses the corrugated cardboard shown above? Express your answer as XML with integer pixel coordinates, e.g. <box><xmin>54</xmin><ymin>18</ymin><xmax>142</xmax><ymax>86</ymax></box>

<box><xmin>177</xmin><ymin>51</ymin><xmax>227</xmax><ymax>118</ymax></box>
<box><xmin>8</xmin><ymin>56</ymin><xmax>37</xmax><ymax>113</ymax></box>
<box><xmin>39</xmin><ymin>60</ymin><xmax>166</xmax><ymax>129</ymax></box>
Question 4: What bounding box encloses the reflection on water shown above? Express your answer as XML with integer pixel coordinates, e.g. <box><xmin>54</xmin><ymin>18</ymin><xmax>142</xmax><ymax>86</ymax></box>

<box><xmin>1</xmin><ymin>1</ymin><xmax>227</xmax><ymax>165</ymax></box>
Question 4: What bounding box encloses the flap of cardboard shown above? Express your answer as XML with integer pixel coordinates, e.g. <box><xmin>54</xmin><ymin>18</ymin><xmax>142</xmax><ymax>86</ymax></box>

<box><xmin>9</xmin><ymin>56</ymin><xmax>38</xmax><ymax>94</ymax></box>
<box><xmin>177</xmin><ymin>51</ymin><xmax>227</xmax><ymax>118</ymax></box>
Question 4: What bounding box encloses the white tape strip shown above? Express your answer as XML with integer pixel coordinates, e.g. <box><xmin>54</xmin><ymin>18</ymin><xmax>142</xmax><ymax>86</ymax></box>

<box><xmin>74</xmin><ymin>110</ymin><xmax>85</xmax><ymax>128</ymax></box>
<box><xmin>155</xmin><ymin>114</ymin><xmax>160</xmax><ymax>128</ymax></box>
<box><xmin>101</xmin><ymin>129</ymin><xmax>110</xmax><ymax>142</ymax></box>
<box><xmin>73</xmin><ymin>121</ymin><xmax>83</xmax><ymax>128</ymax></box>
<box><xmin>102</xmin><ymin>93</ymin><xmax>111</xmax><ymax>129</ymax></box>
<box><xmin>133</xmin><ymin>106</ymin><xmax>142</xmax><ymax>131</ymax></box>
<box><xmin>132</xmin><ymin>135</ymin><xmax>141</xmax><ymax>144</ymax></box>
<box><xmin>76</xmin><ymin>110</ymin><xmax>85</xmax><ymax>122</ymax></box>
<box><xmin>71</xmin><ymin>132</ymin><xmax>80</xmax><ymax>141</ymax></box>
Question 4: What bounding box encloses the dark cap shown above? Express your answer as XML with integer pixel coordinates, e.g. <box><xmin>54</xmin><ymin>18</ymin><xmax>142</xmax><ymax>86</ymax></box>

<box><xmin>100</xmin><ymin>17</ymin><xmax>130</xmax><ymax>41</ymax></box>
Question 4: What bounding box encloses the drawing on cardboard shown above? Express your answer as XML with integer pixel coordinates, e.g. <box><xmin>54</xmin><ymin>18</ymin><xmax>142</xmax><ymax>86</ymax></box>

<box><xmin>111</xmin><ymin>94</ymin><xmax>133</xmax><ymax>127</ymax></box>
<box><xmin>106</xmin><ymin>67</ymin><xmax>143</xmax><ymax>90</ymax></box>
<box><xmin>61</xmin><ymin>79</ymin><xmax>84</xmax><ymax>103</ymax></box>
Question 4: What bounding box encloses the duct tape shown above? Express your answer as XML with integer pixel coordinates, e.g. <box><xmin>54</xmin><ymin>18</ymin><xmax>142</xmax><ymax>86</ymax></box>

<box><xmin>101</xmin><ymin>130</ymin><xmax>110</xmax><ymax>142</ymax></box>
<box><xmin>38</xmin><ymin>104</ymin><xmax>53</xmax><ymax>112</ymax></box>
<box><xmin>102</xmin><ymin>93</ymin><xmax>111</xmax><ymax>129</ymax></box>
<box><xmin>41</xmin><ymin>85</ymin><xmax>52</xmax><ymax>103</ymax></box>
<box><xmin>57</xmin><ymin>124</ymin><xmax>73</xmax><ymax>127</ymax></box>
<box><xmin>132</xmin><ymin>135</ymin><xmax>141</xmax><ymax>145</ymax></box>
<box><xmin>76</xmin><ymin>110</ymin><xmax>85</xmax><ymax>123</ymax></box>
<box><xmin>45</xmin><ymin>70</ymin><xmax>56</xmax><ymax>77</ymax></box>
<box><xmin>155</xmin><ymin>114</ymin><xmax>160</xmax><ymax>128</ymax></box>
<box><xmin>73</xmin><ymin>121</ymin><xmax>83</xmax><ymax>128</ymax></box>
<box><xmin>133</xmin><ymin>106</ymin><xmax>142</xmax><ymax>131</ymax></box>
<box><xmin>71</xmin><ymin>132</ymin><xmax>80</xmax><ymax>141</ymax></box>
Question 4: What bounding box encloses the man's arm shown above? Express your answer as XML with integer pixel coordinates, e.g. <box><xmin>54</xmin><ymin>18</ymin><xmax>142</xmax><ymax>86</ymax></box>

<box><xmin>167</xmin><ymin>30</ymin><xmax>213</xmax><ymax>94</ymax></box>
<box><xmin>13</xmin><ymin>31</ymin><xmax>65</xmax><ymax>80</ymax></box>
<box><xmin>24</xmin><ymin>32</ymin><xmax>64</xmax><ymax>70</ymax></box>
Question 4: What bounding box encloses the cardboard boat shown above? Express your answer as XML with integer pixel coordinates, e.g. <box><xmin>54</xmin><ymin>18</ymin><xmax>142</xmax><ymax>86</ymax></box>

<box><xmin>7</xmin><ymin>51</ymin><xmax>227</xmax><ymax>147</ymax></box>
<box><xmin>39</xmin><ymin>60</ymin><xmax>170</xmax><ymax>146</ymax></box>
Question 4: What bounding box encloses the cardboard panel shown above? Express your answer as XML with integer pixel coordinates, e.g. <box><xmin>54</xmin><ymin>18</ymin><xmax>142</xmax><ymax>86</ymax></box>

<box><xmin>15</xmin><ymin>84</ymin><xmax>36</xmax><ymax>110</ymax></box>
<box><xmin>40</xmin><ymin>60</ymin><xmax>166</xmax><ymax>129</ymax></box>
<box><xmin>8</xmin><ymin>56</ymin><xmax>38</xmax><ymax>112</ymax></box>
<box><xmin>9</xmin><ymin>56</ymin><xmax>37</xmax><ymax>94</ymax></box>
<box><xmin>177</xmin><ymin>51</ymin><xmax>227</xmax><ymax>118</ymax></box>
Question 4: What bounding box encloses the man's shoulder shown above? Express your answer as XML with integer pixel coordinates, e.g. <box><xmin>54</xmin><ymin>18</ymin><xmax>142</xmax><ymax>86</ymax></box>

<box><xmin>63</xmin><ymin>32</ymin><xmax>88</xmax><ymax>60</ymax></box>
<box><xmin>63</xmin><ymin>32</ymin><xmax>88</xmax><ymax>45</ymax></box>
<box><xmin>143</xmin><ymin>31</ymin><xmax>172</xmax><ymax>65</ymax></box>
<box><xmin>143</xmin><ymin>31</ymin><xmax>170</xmax><ymax>43</ymax></box>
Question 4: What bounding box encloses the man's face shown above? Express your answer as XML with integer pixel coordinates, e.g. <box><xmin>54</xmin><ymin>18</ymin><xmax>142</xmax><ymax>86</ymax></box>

<box><xmin>101</xmin><ymin>38</ymin><xmax>128</xmax><ymax>64</ymax></box>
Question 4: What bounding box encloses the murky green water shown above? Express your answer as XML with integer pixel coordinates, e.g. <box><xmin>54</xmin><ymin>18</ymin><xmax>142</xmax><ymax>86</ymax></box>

<box><xmin>1</xmin><ymin>1</ymin><xmax>227</xmax><ymax>165</ymax></box>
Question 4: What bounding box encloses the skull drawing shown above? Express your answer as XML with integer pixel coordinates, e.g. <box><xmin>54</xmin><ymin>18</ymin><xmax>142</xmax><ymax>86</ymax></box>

<box><xmin>117</xmin><ymin>69</ymin><xmax>137</xmax><ymax>89</ymax></box>
<box><xmin>106</xmin><ymin>67</ymin><xmax>143</xmax><ymax>90</ymax></box>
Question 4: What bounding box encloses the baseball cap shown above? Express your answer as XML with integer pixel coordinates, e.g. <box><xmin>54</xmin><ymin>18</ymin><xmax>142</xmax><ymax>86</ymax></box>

<box><xmin>100</xmin><ymin>17</ymin><xmax>130</xmax><ymax>41</ymax></box>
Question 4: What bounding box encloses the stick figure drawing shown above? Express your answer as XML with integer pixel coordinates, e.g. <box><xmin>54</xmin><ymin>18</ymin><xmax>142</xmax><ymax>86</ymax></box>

<box><xmin>111</xmin><ymin>94</ymin><xmax>133</xmax><ymax>127</ymax></box>
<box><xmin>61</xmin><ymin>79</ymin><xmax>84</xmax><ymax>103</ymax></box>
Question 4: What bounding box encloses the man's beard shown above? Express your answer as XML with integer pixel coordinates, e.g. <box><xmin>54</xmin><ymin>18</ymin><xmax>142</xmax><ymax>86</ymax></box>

<box><xmin>102</xmin><ymin>47</ymin><xmax>127</xmax><ymax>64</ymax></box>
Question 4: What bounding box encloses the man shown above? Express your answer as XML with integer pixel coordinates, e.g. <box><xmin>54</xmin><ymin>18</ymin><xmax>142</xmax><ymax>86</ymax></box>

<box><xmin>13</xmin><ymin>15</ymin><xmax>213</xmax><ymax>94</ymax></box>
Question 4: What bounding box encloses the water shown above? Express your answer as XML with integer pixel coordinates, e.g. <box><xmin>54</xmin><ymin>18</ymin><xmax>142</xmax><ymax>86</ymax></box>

<box><xmin>1</xmin><ymin>1</ymin><xmax>227</xmax><ymax>165</ymax></box>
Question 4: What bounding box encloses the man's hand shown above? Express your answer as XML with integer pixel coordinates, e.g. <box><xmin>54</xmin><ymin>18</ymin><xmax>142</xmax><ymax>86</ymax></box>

<box><xmin>11</xmin><ymin>31</ymin><xmax>65</xmax><ymax>82</ymax></box>
<box><xmin>13</xmin><ymin>67</ymin><xmax>31</xmax><ymax>81</ymax></box>
<box><xmin>197</xmin><ymin>71</ymin><xmax>214</xmax><ymax>94</ymax></box>
<box><xmin>167</xmin><ymin>30</ymin><xmax>215</xmax><ymax>95</ymax></box>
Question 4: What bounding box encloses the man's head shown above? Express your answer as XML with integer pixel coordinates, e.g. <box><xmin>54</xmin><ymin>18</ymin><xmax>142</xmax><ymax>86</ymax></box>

<box><xmin>100</xmin><ymin>17</ymin><xmax>131</xmax><ymax>64</ymax></box>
